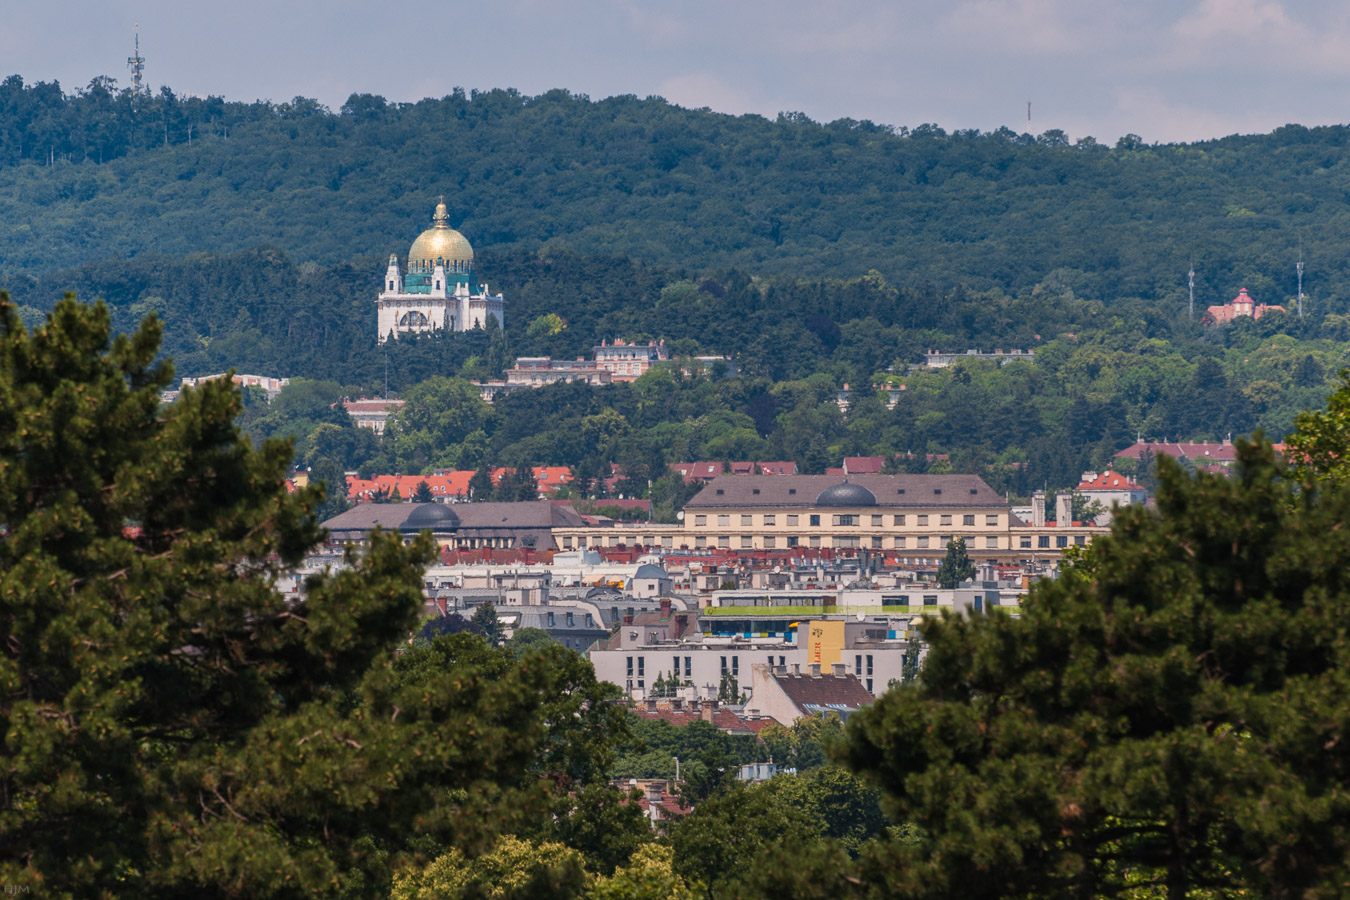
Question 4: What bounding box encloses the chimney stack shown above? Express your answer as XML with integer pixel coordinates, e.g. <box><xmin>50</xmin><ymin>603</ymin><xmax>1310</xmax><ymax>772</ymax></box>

<box><xmin>809</xmin><ymin>663</ymin><xmax>821</xmax><ymax>678</ymax></box>
<box><xmin>1032</xmin><ymin>491</ymin><xmax>1046</xmax><ymax>528</ymax></box>
<box><xmin>831</xmin><ymin>662</ymin><xmax>846</xmax><ymax>677</ymax></box>
<box><xmin>791</xmin><ymin>663</ymin><xmax>801</xmax><ymax>676</ymax></box>
<box><xmin>1056</xmin><ymin>492</ymin><xmax>1073</xmax><ymax>526</ymax></box>
<box><xmin>659</xmin><ymin>598</ymin><xmax>672</xmax><ymax>618</ymax></box>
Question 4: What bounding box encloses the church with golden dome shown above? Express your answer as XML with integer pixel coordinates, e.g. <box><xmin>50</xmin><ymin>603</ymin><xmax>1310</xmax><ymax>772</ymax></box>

<box><xmin>376</xmin><ymin>201</ymin><xmax>505</xmax><ymax>342</ymax></box>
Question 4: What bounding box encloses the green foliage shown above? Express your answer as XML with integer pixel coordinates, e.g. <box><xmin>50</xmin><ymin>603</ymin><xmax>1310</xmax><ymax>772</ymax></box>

<box><xmin>391</xmin><ymin>835</ymin><xmax>588</xmax><ymax>900</ymax></box>
<box><xmin>545</xmin><ymin>784</ymin><xmax>655</xmax><ymax>878</ymax></box>
<box><xmin>610</xmin><ymin>716</ymin><xmax>761</xmax><ymax>783</ymax></box>
<box><xmin>0</xmin><ymin>294</ymin><xmax>581</xmax><ymax>896</ymax></box>
<box><xmin>840</xmin><ymin>438</ymin><xmax>1350</xmax><ymax>898</ymax></box>
<box><xmin>472</xmin><ymin>601</ymin><xmax>505</xmax><ymax>647</ymax></box>
<box><xmin>1287</xmin><ymin>369</ymin><xmax>1350</xmax><ymax>485</ymax></box>
<box><xmin>386</xmin><ymin>375</ymin><xmax>491</xmax><ymax>473</ymax></box>
<box><xmin>506</xmin><ymin>626</ymin><xmax>557</xmax><ymax>657</ymax></box>
<box><xmin>591</xmin><ymin>844</ymin><xmax>701</xmax><ymax>900</ymax></box>
<box><xmin>935</xmin><ymin>536</ymin><xmax>975</xmax><ymax>588</ymax></box>
<box><xmin>757</xmin><ymin>713</ymin><xmax>846</xmax><ymax>772</ymax></box>
<box><xmin>757</xmin><ymin>766</ymin><xmax>888</xmax><ymax>856</ymax></box>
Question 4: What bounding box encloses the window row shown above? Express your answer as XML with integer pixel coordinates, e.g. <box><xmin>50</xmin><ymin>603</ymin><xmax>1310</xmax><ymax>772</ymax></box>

<box><xmin>692</xmin><ymin>513</ymin><xmax>1001</xmax><ymax>528</ymax></box>
<box><xmin>688</xmin><ymin>535</ymin><xmax>1006</xmax><ymax>550</ymax></box>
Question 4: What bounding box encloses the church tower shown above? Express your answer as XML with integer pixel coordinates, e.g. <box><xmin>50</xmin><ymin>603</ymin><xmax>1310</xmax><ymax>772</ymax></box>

<box><xmin>376</xmin><ymin>201</ymin><xmax>506</xmax><ymax>343</ymax></box>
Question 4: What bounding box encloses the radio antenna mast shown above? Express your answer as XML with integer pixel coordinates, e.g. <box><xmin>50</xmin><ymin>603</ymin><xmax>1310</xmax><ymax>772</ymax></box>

<box><xmin>127</xmin><ymin>25</ymin><xmax>146</xmax><ymax>93</ymax></box>
<box><xmin>1297</xmin><ymin>244</ymin><xmax>1305</xmax><ymax>317</ymax></box>
<box><xmin>1188</xmin><ymin>264</ymin><xmax>1195</xmax><ymax>321</ymax></box>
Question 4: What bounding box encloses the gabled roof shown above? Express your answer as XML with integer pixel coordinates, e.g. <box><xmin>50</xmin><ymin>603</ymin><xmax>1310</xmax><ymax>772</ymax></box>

<box><xmin>770</xmin><ymin>671</ymin><xmax>874</xmax><ymax>713</ymax></box>
<box><xmin>1114</xmin><ymin>442</ymin><xmax>1239</xmax><ymax>462</ymax></box>
<box><xmin>685</xmin><ymin>474</ymin><xmax>1005</xmax><ymax>509</ymax></box>
<box><xmin>842</xmin><ymin>456</ymin><xmax>885</xmax><ymax>474</ymax></box>
<box><xmin>1077</xmin><ymin>471</ymin><xmax>1143</xmax><ymax>491</ymax></box>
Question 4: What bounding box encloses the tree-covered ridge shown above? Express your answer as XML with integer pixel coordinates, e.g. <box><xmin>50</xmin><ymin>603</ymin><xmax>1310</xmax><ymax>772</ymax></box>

<box><xmin>2</xmin><ymin>75</ymin><xmax>1348</xmax><ymax>306</ymax></box>
<box><xmin>7</xmin><ymin>239</ymin><xmax>1343</xmax><ymax>497</ymax></box>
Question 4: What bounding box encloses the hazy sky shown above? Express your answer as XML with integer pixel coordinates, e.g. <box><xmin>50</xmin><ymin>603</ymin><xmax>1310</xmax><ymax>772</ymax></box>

<box><xmin>8</xmin><ymin>0</ymin><xmax>1350</xmax><ymax>143</ymax></box>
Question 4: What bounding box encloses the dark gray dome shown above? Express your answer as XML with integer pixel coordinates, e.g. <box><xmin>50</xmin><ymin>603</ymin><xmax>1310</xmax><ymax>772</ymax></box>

<box><xmin>401</xmin><ymin>502</ymin><xmax>460</xmax><ymax>532</ymax></box>
<box><xmin>816</xmin><ymin>481</ymin><xmax>877</xmax><ymax>507</ymax></box>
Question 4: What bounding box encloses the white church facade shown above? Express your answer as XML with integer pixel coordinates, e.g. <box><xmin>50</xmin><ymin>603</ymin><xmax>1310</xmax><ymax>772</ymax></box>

<box><xmin>376</xmin><ymin>201</ymin><xmax>505</xmax><ymax>342</ymax></box>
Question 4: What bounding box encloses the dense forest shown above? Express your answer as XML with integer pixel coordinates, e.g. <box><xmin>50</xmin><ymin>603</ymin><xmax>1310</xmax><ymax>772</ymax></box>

<box><xmin>4</xmin><ymin>75</ymin><xmax>1350</xmax><ymax>501</ymax></box>
<box><xmin>1</xmin><ymin>74</ymin><xmax>1347</xmax><ymax>304</ymax></box>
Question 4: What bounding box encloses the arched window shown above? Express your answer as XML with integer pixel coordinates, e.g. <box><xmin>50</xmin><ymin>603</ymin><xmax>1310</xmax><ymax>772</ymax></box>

<box><xmin>398</xmin><ymin>311</ymin><xmax>429</xmax><ymax>328</ymax></box>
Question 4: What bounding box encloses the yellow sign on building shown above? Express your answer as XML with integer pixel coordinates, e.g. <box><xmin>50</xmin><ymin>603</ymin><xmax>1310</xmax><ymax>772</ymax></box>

<box><xmin>806</xmin><ymin>620</ymin><xmax>846</xmax><ymax>666</ymax></box>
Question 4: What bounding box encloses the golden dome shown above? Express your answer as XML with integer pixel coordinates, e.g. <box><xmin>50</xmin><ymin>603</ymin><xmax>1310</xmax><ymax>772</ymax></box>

<box><xmin>408</xmin><ymin>201</ymin><xmax>473</xmax><ymax>266</ymax></box>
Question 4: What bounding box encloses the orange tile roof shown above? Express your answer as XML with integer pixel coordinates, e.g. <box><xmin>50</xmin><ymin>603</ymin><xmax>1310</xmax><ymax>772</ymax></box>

<box><xmin>1076</xmin><ymin>470</ymin><xmax>1143</xmax><ymax>491</ymax></box>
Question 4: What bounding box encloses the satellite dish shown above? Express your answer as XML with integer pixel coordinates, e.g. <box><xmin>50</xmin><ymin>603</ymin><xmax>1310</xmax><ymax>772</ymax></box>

<box><xmin>677</xmin><ymin>511</ymin><xmax>685</xmax><ymax>521</ymax></box>
<box><xmin>855</xmin><ymin>611</ymin><xmax>866</xmax><ymax>621</ymax></box>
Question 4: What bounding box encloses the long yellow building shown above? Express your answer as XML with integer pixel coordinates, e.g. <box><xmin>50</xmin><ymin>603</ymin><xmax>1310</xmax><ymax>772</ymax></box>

<box><xmin>553</xmin><ymin>474</ymin><xmax>1107</xmax><ymax>564</ymax></box>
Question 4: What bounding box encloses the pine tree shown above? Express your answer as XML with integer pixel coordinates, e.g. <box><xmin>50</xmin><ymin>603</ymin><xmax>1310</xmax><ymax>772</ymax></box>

<box><xmin>934</xmin><ymin>536</ymin><xmax>975</xmax><ymax>588</ymax></box>
<box><xmin>412</xmin><ymin>479</ymin><xmax>434</xmax><ymax>502</ymax></box>
<box><xmin>469</xmin><ymin>464</ymin><xmax>494</xmax><ymax>501</ymax></box>
<box><xmin>842</xmin><ymin>437</ymin><xmax>1350</xmax><ymax>898</ymax></box>
<box><xmin>0</xmin><ymin>296</ymin><xmax>628</xmax><ymax>896</ymax></box>
<box><xmin>472</xmin><ymin>601</ymin><xmax>506</xmax><ymax>646</ymax></box>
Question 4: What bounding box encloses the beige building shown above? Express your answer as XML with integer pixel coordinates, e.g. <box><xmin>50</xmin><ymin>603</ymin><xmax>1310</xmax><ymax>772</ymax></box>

<box><xmin>553</xmin><ymin>474</ymin><xmax>1107</xmax><ymax>565</ymax></box>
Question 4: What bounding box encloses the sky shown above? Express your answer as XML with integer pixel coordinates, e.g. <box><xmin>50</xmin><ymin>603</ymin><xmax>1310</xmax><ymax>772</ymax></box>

<box><xmin>7</xmin><ymin>0</ymin><xmax>1350</xmax><ymax>143</ymax></box>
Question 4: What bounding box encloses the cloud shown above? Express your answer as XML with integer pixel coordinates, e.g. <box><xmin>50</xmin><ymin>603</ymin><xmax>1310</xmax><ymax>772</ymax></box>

<box><xmin>1171</xmin><ymin>0</ymin><xmax>1294</xmax><ymax>41</ymax></box>
<box><xmin>1166</xmin><ymin>0</ymin><xmax>1350</xmax><ymax>75</ymax></box>
<box><xmin>656</xmin><ymin>73</ymin><xmax>755</xmax><ymax>115</ymax></box>
<box><xmin>940</xmin><ymin>0</ymin><xmax>1096</xmax><ymax>54</ymax></box>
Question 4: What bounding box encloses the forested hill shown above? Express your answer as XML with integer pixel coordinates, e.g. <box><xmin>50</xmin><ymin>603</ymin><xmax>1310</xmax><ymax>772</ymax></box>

<box><xmin>2</xmin><ymin>75</ymin><xmax>1349</xmax><ymax>306</ymax></box>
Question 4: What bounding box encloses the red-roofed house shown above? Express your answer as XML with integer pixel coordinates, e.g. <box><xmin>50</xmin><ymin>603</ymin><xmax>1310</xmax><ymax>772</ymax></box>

<box><xmin>1076</xmin><ymin>470</ymin><xmax>1147</xmax><ymax>524</ymax></box>
<box><xmin>1204</xmin><ymin>288</ymin><xmax>1284</xmax><ymax>324</ymax></box>
<box><xmin>842</xmin><ymin>456</ymin><xmax>885</xmax><ymax>475</ymax></box>
<box><xmin>631</xmin><ymin>699</ymin><xmax>777</xmax><ymax>737</ymax></box>
<box><xmin>669</xmin><ymin>461</ymin><xmax>798</xmax><ymax>483</ymax></box>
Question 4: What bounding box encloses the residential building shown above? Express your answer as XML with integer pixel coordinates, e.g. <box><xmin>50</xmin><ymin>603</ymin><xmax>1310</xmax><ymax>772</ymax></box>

<box><xmin>181</xmin><ymin>373</ymin><xmax>290</xmax><ymax>401</ymax></box>
<box><xmin>1076</xmin><ymin>470</ymin><xmax>1147</xmax><ymax>525</ymax></box>
<box><xmin>505</xmin><ymin>357</ymin><xmax>612</xmax><ymax>387</ymax></box>
<box><xmin>593</xmin><ymin>339</ymin><xmax>670</xmax><ymax>381</ymax></box>
<box><xmin>343</xmin><ymin>398</ymin><xmax>405</xmax><ymax>435</ymax></box>
<box><xmin>924</xmin><ymin>349</ymin><xmax>1035</xmax><ymax>368</ymax></box>
<box><xmin>1204</xmin><ymin>288</ymin><xmax>1283</xmax><ymax>324</ymax></box>
<box><xmin>745</xmin><ymin>663</ymin><xmax>876</xmax><ymax>725</ymax></box>
<box><xmin>321</xmin><ymin>501</ymin><xmax>588</xmax><ymax>552</ymax></box>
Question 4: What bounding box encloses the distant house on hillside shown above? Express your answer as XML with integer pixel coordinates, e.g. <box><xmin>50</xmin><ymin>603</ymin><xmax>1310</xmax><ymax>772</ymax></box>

<box><xmin>1076</xmin><ymin>470</ymin><xmax>1147</xmax><ymax>525</ymax></box>
<box><xmin>1204</xmin><ymin>288</ymin><xmax>1283</xmax><ymax>324</ymax></box>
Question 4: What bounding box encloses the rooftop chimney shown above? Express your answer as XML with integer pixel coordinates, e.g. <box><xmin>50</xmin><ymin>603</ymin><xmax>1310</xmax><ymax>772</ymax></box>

<box><xmin>622</xmin><ymin>614</ymin><xmax>634</xmax><ymax>625</ymax></box>
<box><xmin>831</xmin><ymin>662</ymin><xmax>846</xmax><ymax>677</ymax></box>
<box><xmin>702</xmin><ymin>700</ymin><xmax>718</xmax><ymax>724</ymax></box>
<box><xmin>1055</xmin><ymin>492</ymin><xmax>1073</xmax><ymax>527</ymax></box>
<box><xmin>1032</xmin><ymin>491</ymin><xmax>1046</xmax><ymax>528</ymax></box>
<box><xmin>791</xmin><ymin>663</ymin><xmax>801</xmax><ymax>676</ymax></box>
<box><xmin>659</xmin><ymin>598</ymin><xmax>672</xmax><ymax>618</ymax></box>
<box><xmin>809</xmin><ymin>663</ymin><xmax>821</xmax><ymax>678</ymax></box>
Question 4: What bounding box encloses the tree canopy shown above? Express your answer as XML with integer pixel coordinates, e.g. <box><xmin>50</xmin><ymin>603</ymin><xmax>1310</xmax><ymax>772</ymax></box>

<box><xmin>841</xmin><ymin>425</ymin><xmax>1350</xmax><ymax>898</ymax></box>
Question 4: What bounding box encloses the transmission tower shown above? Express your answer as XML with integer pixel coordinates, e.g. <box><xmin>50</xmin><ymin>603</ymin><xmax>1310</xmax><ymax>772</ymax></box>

<box><xmin>1297</xmin><ymin>249</ymin><xmax>1305</xmax><ymax>317</ymax></box>
<box><xmin>127</xmin><ymin>25</ymin><xmax>145</xmax><ymax>93</ymax></box>
<box><xmin>1188</xmin><ymin>266</ymin><xmax>1195</xmax><ymax>321</ymax></box>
